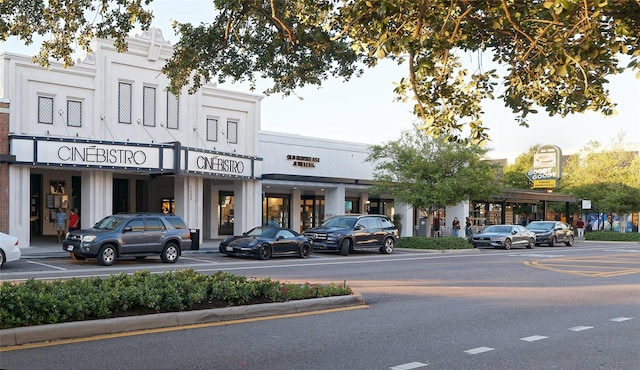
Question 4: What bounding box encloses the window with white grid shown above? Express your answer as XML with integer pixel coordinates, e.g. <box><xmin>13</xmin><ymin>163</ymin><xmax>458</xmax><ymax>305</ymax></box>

<box><xmin>143</xmin><ymin>86</ymin><xmax>156</xmax><ymax>127</ymax></box>
<box><xmin>67</xmin><ymin>100</ymin><xmax>82</xmax><ymax>127</ymax></box>
<box><xmin>118</xmin><ymin>82</ymin><xmax>132</xmax><ymax>124</ymax></box>
<box><xmin>226</xmin><ymin>120</ymin><xmax>238</xmax><ymax>144</ymax></box>
<box><xmin>38</xmin><ymin>96</ymin><xmax>54</xmax><ymax>124</ymax></box>
<box><xmin>166</xmin><ymin>92</ymin><xmax>179</xmax><ymax>129</ymax></box>
<box><xmin>207</xmin><ymin>118</ymin><xmax>218</xmax><ymax>142</ymax></box>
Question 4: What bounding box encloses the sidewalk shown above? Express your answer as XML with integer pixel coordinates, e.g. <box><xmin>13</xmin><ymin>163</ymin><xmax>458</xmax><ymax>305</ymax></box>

<box><xmin>19</xmin><ymin>237</ymin><xmax>223</xmax><ymax>258</ymax></box>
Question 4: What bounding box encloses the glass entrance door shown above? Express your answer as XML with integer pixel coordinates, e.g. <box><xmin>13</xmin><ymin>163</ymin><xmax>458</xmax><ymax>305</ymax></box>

<box><xmin>300</xmin><ymin>197</ymin><xmax>324</xmax><ymax>232</ymax></box>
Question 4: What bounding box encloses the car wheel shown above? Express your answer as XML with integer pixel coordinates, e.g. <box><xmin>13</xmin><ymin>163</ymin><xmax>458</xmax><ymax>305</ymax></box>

<box><xmin>549</xmin><ymin>236</ymin><xmax>557</xmax><ymax>247</ymax></box>
<box><xmin>0</xmin><ymin>250</ymin><xmax>5</xmax><ymax>267</ymax></box>
<box><xmin>161</xmin><ymin>242</ymin><xmax>180</xmax><ymax>263</ymax></box>
<box><xmin>379</xmin><ymin>237</ymin><xmax>395</xmax><ymax>254</ymax></box>
<box><xmin>565</xmin><ymin>236</ymin><xmax>574</xmax><ymax>247</ymax></box>
<box><xmin>258</xmin><ymin>244</ymin><xmax>272</xmax><ymax>260</ymax></box>
<box><xmin>299</xmin><ymin>243</ymin><xmax>311</xmax><ymax>258</ymax></box>
<box><xmin>504</xmin><ymin>239</ymin><xmax>512</xmax><ymax>250</ymax></box>
<box><xmin>70</xmin><ymin>252</ymin><xmax>86</xmax><ymax>261</ymax></box>
<box><xmin>97</xmin><ymin>245</ymin><xmax>117</xmax><ymax>266</ymax></box>
<box><xmin>527</xmin><ymin>238</ymin><xmax>534</xmax><ymax>249</ymax></box>
<box><xmin>340</xmin><ymin>239</ymin><xmax>351</xmax><ymax>256</ymax></box>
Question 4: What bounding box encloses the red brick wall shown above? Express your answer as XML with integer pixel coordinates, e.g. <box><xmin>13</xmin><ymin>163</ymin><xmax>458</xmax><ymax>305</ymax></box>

<box><xmin>0</xmin><ymin>102</ymin><xmax>9</xmax><ymax>233</ymax></box>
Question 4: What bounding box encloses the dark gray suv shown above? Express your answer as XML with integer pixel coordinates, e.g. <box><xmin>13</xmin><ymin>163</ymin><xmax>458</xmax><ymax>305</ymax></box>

<box><xmin>303</xmin><ymin>214</ymin><xmax>398</xmax><ymax>256</ymax></box>
<box><xmin>62</xmin><ymin>213</ymin><xmax>192</xmax><ymax>266</ymax></box>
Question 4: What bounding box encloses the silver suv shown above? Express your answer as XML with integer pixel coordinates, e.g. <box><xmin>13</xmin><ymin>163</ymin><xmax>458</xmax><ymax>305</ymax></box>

<box><xmin>62</xmin><ymin>213</ymin><xmax>192</xmax><ymax>266</ymax></box>
<box><xmin>303</xmin><ymin>214</ymin><xmax>398</xmax><ymax>256</ymax></box>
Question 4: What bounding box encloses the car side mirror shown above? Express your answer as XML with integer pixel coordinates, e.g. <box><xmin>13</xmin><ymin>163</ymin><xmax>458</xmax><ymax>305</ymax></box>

<box><xmin>355</xmin><ymin>225</ymin><xmax>363</xmax><ymax>230</ymax></box>
<box><xmin>276</xmin><ymin>235</ymin><xmax>284</xmax><ymax>240</ymax></box>
<box><xmin>512</xmin><ymin>230</ymin><xmax>517</xmax><ymax>235</ymax></box>
<box><xmin>124</xmin><ymin>226</ymin><xmax>132</xmax><ymax>232</ymax></box>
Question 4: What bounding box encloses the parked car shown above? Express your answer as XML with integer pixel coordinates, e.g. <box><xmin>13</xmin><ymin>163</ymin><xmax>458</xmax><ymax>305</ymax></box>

<box><xmin>526</xmin><ymin>221</ymin><xmax>575</xmax><ymax>247</ymax></box>
<box><xmin>62</xmin><ymin>213</ymin><xmax>192</xmax><ymax>266</ymax></box>
<box><xmin>0</xmin><ymin>232</ymin><xmax>21</xmax><ymax>267</ymax></box>
<box><xmin>471</xmin><ymin>224</ymin><xmax>536</xmax><ymax>250</ymax></box>
<box><xmin>303</xmin><ymin>214</ymin><xmax>398</xmax><ymax>256</ymax></box>
<box><xmin>219</xmin><ymin>226</ymin><xmax>311</xmax><ymax>260</ymax></box>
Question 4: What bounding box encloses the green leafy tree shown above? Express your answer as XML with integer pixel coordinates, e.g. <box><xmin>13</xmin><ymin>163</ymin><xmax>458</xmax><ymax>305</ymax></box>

<box><xmin>502</xmin><ymin>145</ymin><xmax>540</xmax><ymax>189</ymax></box>
<box><xmin>366</xmin><ymin>126</ymin><xmax>501</xmax><ymax>234</ymax></box>
<box><xmin>561</xmin><ymin>136</ymin><xmax>640</xmax><ymax>216</ymax></box>
<box><xmin>2</xmin><ymin>1</ymin><xmax>638</xmax><ymax>144</ymax></box>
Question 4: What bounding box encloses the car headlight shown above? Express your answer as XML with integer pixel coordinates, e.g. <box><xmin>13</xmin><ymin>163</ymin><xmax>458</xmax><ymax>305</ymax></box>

<box><xmin>82</xmin><ymin>235</ymin><xmax>97</xmax><ymax>243</ymax></box>
<box><xmin>249</xmin><ymin>239</ymin><xmax>258</xmax><ymax>247</ymax></box>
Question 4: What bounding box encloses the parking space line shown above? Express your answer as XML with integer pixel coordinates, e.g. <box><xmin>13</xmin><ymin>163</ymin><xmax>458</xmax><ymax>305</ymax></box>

<box><xmin>180</xmin><ymin>256</ymin><xmax>220</xmax><ymax>263</ymax></box>
<box><xmin>26</xmin><ymin>260</ymin><xmax>67</xmax><ymax>270</ymax></box>
<box><xmin>610</xmin><ymin>317</ymin><xmax>632</xmax><ymax>322</ymax></box>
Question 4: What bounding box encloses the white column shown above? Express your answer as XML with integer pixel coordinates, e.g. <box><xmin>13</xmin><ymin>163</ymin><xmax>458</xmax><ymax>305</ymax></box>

<box><xmin>396</xmin><ymin>203</ymin><xmax>414</xmax><ymax>238</ymax></box>
<box><xmin>446</xmin><ymin>201</ymin><xmax>469</xmax><ymax>237</ymax></box>
<box><xmin>81</xmin><ymin>170</ymin><xmax>113</xmax><ymax>229</ymax></box>
<box><xmin>290</xmin><ymin>189</ymin><xmax>301</xmax><ymax>232</ymax></box>
<box><xmin>325</xmin><ymin>185</ymin><xmax>345</xmax><ymax>219</ymax></box>
<box><xmin>174</xmin><ymin>175</ymin><xmax>203</xmax><ymax>237</ymax></box>
<box><xmin>234</xmin><ymin>180</ymin><xmax>261</xmax><ymax>235</ymax></box>
<box><xmin>360</xmin><ymin>192</ymin><xmax>369</xmax><ymax>214</ymax></box>
<box><xmin>8</xmin><ymin>166</ymin><xmax>30</xmax><ymax>246</ymax></box>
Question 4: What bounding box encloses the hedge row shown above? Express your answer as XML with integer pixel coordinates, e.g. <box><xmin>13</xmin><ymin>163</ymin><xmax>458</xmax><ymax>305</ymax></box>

<box><xmin>397</xmin><ymin>236</ymin><xmax>473</xmax><ymax>249</ymax></box>
<box><xmin>0</xmin><ymin>269</ymin><xmax>352</xmax><ymax>330</ymax></box>
<box><xmin>584</xmin><ymin>231</ymin><xmax>640</xmax><ymax>242</ymax></box>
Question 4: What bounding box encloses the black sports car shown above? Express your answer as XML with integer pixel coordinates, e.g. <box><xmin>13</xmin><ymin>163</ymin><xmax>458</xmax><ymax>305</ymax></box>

<box><xmin>219</xmin><ymin>226</ymin><xmax>312</xmax><ymax>260</ymax></box>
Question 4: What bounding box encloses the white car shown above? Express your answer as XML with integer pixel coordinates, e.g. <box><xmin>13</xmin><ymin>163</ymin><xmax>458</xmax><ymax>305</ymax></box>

<box><xmin>0</xmin><ymin>231</ymin><xmax>21</xmax><ymax>267</ymax></box>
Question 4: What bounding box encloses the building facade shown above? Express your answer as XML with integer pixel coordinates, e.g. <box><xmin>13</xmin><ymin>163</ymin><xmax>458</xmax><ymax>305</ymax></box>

<box><xmin>2</xmin><ymin>29</ymin><xmax>264</xmax><ymax>246</ymax></box>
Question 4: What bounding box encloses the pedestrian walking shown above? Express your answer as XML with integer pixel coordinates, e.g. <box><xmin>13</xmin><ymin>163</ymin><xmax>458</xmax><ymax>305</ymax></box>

<box><xmin>55</xmin><ymin>208</ymin><xmax>67</xmax><ymax>243</ymax></box>
<box><xmin>69</xmin><ymin>209</ymin><xmax>80</xmax><ymax>232</ymax></box>
<box><xmin>576</xmin><ymin>218</ymin><xmax>585</xmax><ymax>238</ymax></box>
<box><xmin>465</xmin><ymin>217</ymin><xmax>473</xmax><ymax>239</ymax></box>
<box><xmin>452</xmin><ymin>217</ymin><xmax>461</xmax><ymax>237</ymax></box>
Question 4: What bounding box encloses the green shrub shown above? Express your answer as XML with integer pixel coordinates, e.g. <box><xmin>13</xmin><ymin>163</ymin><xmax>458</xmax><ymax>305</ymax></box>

<box><xmin>397</xmin><ymin>236</ymin><xmax>473</xmax><ymax>250</ymax></box>
<box><xmin>585</xmin><ymin>231</ymin><xmax>640</xmax><ymax>242</ymax></box>
<box><xmin>0</xmin><ymin>269</ymin><xmax>352</xmax><ymax>330</ymax></box>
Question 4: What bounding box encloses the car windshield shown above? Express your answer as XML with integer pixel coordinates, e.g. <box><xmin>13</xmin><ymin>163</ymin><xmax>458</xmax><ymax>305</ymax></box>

<box><xmin>246</xmin><ymin>227</ymin><xmax>278</xmax><ymax>238</ymax></box>
<box><xmin>527</xmin><ymin>222</ymin><xmax>554</xmax><ymax>230</ymax></box>
<box><xmin>322</xmin><ymin>217</ymin><xmax>357</xmax><ymax>228</ymax></box>
<box><xmin>483</xmin><ymin>225</ymin><xmax>512</xmax><ymax>233</ymax></box>
<box><xmin>93</xmin><ymin>216</ymin><xmax>126</xmax><ymax>230</ymax></box>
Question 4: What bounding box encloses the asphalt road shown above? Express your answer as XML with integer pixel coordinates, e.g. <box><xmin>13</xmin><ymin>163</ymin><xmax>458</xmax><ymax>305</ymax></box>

<box><xmin>2</xmin><ymin>241</ymin><xmax>639</xmax><ymax>369</ymax></box>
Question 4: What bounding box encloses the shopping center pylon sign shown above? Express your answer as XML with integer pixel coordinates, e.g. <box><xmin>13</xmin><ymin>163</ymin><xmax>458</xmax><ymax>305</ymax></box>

<box><xmin>526</xmin><ymin>145</ymin><xmax>562</xmax><ymax>189</ymax></box>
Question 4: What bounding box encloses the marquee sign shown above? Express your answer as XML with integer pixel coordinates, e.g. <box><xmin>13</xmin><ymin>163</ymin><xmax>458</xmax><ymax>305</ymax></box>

<box><xmin>182</xmin><ymin>147</ymin><xmax>260</xmax><ymax>179</ymax></box>
<box><xmin>526</xmin><ymin>145</ymin><xmax>562</xmax><ymax>189</ymax></box>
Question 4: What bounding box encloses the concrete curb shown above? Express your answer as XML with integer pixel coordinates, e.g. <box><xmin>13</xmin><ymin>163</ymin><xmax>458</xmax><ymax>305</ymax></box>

<box><xmin>0</xmin><ymin>293</ymin><xmax>365</xmax><ymax>347</ymax></box>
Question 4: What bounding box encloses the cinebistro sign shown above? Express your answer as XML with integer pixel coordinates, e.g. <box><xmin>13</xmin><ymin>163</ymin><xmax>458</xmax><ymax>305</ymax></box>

<box><xmin>183</xmin><ymin>148</ymin><xmax>256</xmax><ymax>178</ymax></box>
<box><xmin>9</xmin><ymin>136</ymin><xmax>169</xmax><ymax>171</ymax></box>
<box><xmin>526</xmin><ymin>145</ymin><xmax>562</xmax><ymax>189</ymax></box>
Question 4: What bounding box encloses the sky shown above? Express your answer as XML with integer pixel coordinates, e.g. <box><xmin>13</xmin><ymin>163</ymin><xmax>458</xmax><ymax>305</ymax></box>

<box><xmin>2</xmin><ymin>0</ymin><xmax>639</xmax><ymax>162</ymax></box>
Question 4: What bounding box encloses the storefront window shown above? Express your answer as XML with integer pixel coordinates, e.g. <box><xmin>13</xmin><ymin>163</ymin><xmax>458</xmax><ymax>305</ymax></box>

<box><xmin>262</xmin><ymin>195</ymin><xmax>290</xmax><ymax>228</ymax></box>
<box><xmin>345</xmin><ymin>198</ymin><xmax>360</xmax><ymax>214</ymax></box>
<box><xmin>301</xmin><ymin>197</ymin><xmax>324</xmax><ymax>232</ymax></box>
<box><xmin>219</xmin><ymin>192</ymin><xmax>234</xmax><ymax>235</ymax></box>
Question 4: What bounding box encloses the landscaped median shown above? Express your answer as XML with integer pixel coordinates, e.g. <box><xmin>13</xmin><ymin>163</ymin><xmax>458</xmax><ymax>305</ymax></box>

<box><xmin>0</xmin><ymin>269</ymin><xmax>362</xmax><ymax>347</ymax></box>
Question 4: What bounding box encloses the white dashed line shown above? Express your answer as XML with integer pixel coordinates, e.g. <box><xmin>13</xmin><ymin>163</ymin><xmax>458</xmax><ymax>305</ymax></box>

<box><xmin>390</xmin><ymin>361</ymin><xmax>429</xmax><ymax>370</ymax></box>
<box><xmin>520</xmin><ymin>335</ymin><xmax>548</xmax><ymax>342</ymax></box>
<box><xmin>465</xmin><ymin>347</ymin><xmax>495</xmax><ymax>355</ymax></box>
<box><xmin>569</xmin><ymin>326</ymin><xmax>593</xmax><ymax>332</ymax></box>
<box><xmin>610</xmin><ymin>317</ymin><xmax>633</xmax><ymax>322</ymax></box>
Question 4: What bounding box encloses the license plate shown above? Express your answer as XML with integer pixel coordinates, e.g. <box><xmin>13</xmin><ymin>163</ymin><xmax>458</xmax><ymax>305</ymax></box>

<box><xmin>66</xmin><ymin>245</ymin><xmax>74</xmax><ymax>251</ymax></box>
<box><xmin>226</xmin><ymin>246</ymin><xmax>233</xmax><ymax>252</ymax></box>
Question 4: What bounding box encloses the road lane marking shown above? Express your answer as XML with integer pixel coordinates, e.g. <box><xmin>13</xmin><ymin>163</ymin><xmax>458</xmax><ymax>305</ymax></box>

<box><xmin>610</xmin><ymin>317</ymin><xmax>633</xmax><ymax>322</ymax></box>
<box><xmin>0</xmin><ymin>304</ymin><xmax>369</xmax><ymax>352</ymax></box>
<box><xmin>465</xmin><ymin>347</ymin><xmax>495</xmax><ymax>355</ymax></box>
<box><xmin>569</xmin><ymin>326</ymin><xmax>593</xmax><ymax>332</ymax></box>
<box><xmin>25</xmin><ymin>260</ymin><xmax>67</xmax><ymax>270</ymax></box>
<box><xmin>390</xmin><ymin>361</ymin><xmax>429</xmax><ymax>369</ymax></box>
<box><xmin>523</xmin><ymin>253</ymin><xmax>640</xmax><ymax>277</ymax></box>
<box><xmin>520</xmin><ymin>335</ymin><xmax>548</xmax><ymax>342</ymax></box>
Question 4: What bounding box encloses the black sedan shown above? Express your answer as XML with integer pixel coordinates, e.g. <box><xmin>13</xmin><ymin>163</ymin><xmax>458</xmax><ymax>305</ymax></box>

<box><xmin>526</xmin><ymin>221</ymin><xmax>575</xmax><ymax>247</ymax></box>
<box><xmin>470</xmin><ymin>224</ymin><xmax>536</xmax><ymax>249</ymax></box>
<box><xmin>219</xmin><ymin>226</ymin><xmax>312</xmax><ymax>260</ymax></box>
